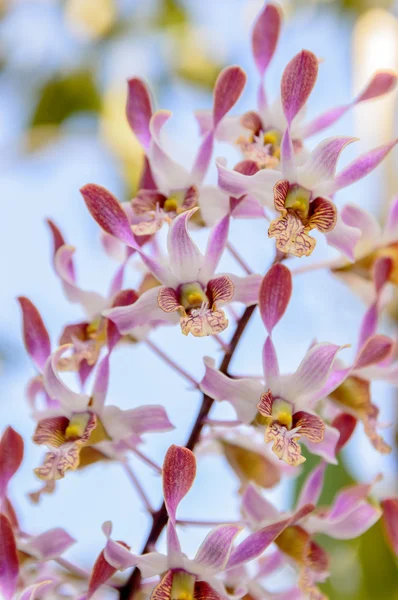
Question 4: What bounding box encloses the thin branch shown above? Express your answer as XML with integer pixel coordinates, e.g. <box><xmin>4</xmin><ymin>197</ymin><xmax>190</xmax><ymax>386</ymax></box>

<box><xmin>122</xmin><ymin>462</ymin><xmax>155</xmax><ymax>514</ymax></box>
<box><xmin>226</xmin><ymin>241</ymin><xmax>253</xmax><ymax>274</ymax></box>
<box><xmin>119</xmin><ymin>304</ymin><xmax>256</xmax><ymax>599</ymax></box>
<box><xmin>176</xmin><ymin>518</ymin><xmax>241</xmax><ymax>527</ymax></box>
<box><xmin>132</xmin><ymin>447</ymin><xmax>162</xmax><ymax>474</ymax></box>
<box><xmin>291</xmin><ymin>258</ymin><xmax>338</xmax><ymax>275</ymax></box>
<box><xmin>145</xmin><ymin>338</ymin><xmax>199</xmax><ymax>388</ymax></box>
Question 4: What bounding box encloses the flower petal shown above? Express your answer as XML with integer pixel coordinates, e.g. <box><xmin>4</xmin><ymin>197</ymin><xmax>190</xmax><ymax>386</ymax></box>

<box><xmin>54</xmin><ymin>245</ymin><xmax>107</xmax><ymax>320</ymax></box>
<box><xmin>104</xmin><ymin>287</ymin><xmax>178</xmax><ymax>334</ymax></box>
<box><xmin>259</xmin><ymin>263</ymin><xmax>292</xmax><ymax>334</ymax></box>
<box><xmin>384</xmin><ymin>196</ymin><xmax>398</xmax><ymax>242</ymax></box>
<box><xmin>354</xmin><ymin>335</ymin><xmax>393</xmax><ymax>370</ymax></box>
<box><xmin>325</xmin><ymin>211</ymin><xmax>362</xmax><ymax>261</ymax></box>
<box><xmin>262</xmin><ymin>336</ymin><xmax>280</xmax><ymax>384</ymax></box>
<box><xmin>265</xmin><ymin>423</ymin><xmax>306</xmax><ymax>466</ymax></box>
<box><xmin>23</xmin><ymin>528</ymin><xmax>75</xmax><ymax>560</ymax></box>
<box><xmin>308</xmin><ymin>197</ymin><xmax>337</xmax><ymax>233</ymax></box>
<box><xmin>19</xmin><ymin>581</ymin><xmax>56</xmax><ymax>600</ymax></box>
<box><xmin>281</xmin><ymin>50</ymin><xmax>318</xmax><ymax>125</ymax></box>
<box><xmin>0</xmin><ymin>427</ymin><xmax>24</xmax><ymax>499</ymax></box>
<box><xmin>81</xmin><ymin>184</ymin><xmax>137</xmax><ymax>247</ymax></box>
<box><xmin>194</xmin><ymin>525</ymin><xmax>242</xmax><ymax>572</ymax></box>
<box><xmin>216</xmin><ymin>158</ymin><xmax>280</xmax><ymax>207</ymax></box>
<box><xmin>251</xmin><ymin>2</ymin><xmax>282</xmax><ymax>77</ymax></box>
<box><xmin>242</xmin><ymin>483</ymin><xmax>280</xmax><ymax>525</ymax></box>
<box><xmin>300</xmin><ymin>136</ymin><xmax>357</xmax><ymax>188</ymax></box>
<box><xmin>333</xmin><ymin>139</ymin><xmax>398</xmax><ymax>192</ymax></box>
<box><xmin>296</xmin><ymin>462</ymin><xmax>326</xmax><ymax>510</ymax></box>
<box><xmin>304</xmin><ymin>423</ymin><xmax>339</xmax><ymax>465</ymax></box>
<box><xmin>200</xmin><ymin>357</ymin><xmax>263</xmax><ymax>424</ymax></box>
<box><xmin>191</xmin><ymin>130</ymin><xmax>214</xmax><ymax>185</ymax></box>
<box><xmin>207</xmin><ymin>275</ymin><xmax>235</xmax><ymax>305</ymax></box>
<box><xmin>280</xmin><ymin>129</ymin><xmax>296</xmax><ymax>181</ymax></box>
<box><xmin>123</xmin><ymin>405</ymin><xmax>174</xmax><ymax>434</ymax></box>
<box><xmin>0</xmin><ymin>515</ymin><xmax>19</xmax><ymax>600</ymax></box>
<box><xmin>18</xmin><ymin>297</ymin><xmax>51</xmax><ymax>372</ymax></box>
<box><xmin>381</xmin><ymin>498</ymin><xmax>398</xmax><ymax>557</ymax></box>
<box><xmin>227</xmin><ymin>273</ymin><xmax>262</xmax><ymax>306</ymax></box>
<box><xmin>43</xmin><ymin>346</ymin><xmax>89</xmax><ymax>412</ymax></box>
<box><xmin>213</xmin><ymin>66</ymin><xmax>247</xmax><ymax>128</ymax></box>
<box><xmin>87</xmin><ymin>550</ymin><xmax>117</xmax><ymax>599</ymax></box>
<box><xmin>332</xmin><ymin>413</ymin><xmax>357</xmax><ymax>453</ymax></box>
<box><xmin>168</xmin><ymin>209</ymin><xmax>203</xmax><ymax>282</ymax></box>
<box><xmin>126</xmin><ymin>78</ymin><xmax>153</xmax><ymax>150</ymax></box>
<box><xmin>194</xmin><ymin>582</ymin><xmax>224</xmax><ymax>600</ymax></box>
<box><xmin>286</xmin><ymin>343</ymin><xmax>344</xmax><ymax>405</ymax></box>
<box><xmin>90</xmin><ymin>355</ymin><xmax>110</xmax><ymax>413</ymax></box>
<box><xmin>163</xmin><ymin>445</ymin><xmax>196</xmax><ymax>523</ymax></box>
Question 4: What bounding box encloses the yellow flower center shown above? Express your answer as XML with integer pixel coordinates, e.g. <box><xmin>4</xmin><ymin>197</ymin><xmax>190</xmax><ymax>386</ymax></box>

<box><xmin>263</xmin><ymin>129</ymin><xmax>281</xmax><ymax>150</ymax></box>
<box><xmin>65</xmin><ymin>413</ymin><xmax>91</xmax><ymax>440</ymax></box>
<box><xmin>164</xmin><ymin>196</ymin><xmax>179</xmax><ymax>212</ymax></box>
<box><xmin>271</xmin><ymin>398</ymin><xmax>293</xmax><ymax>430</ymax></box>
<box><xmin>171</xmin><ymin>571</ymin><xmax>195</xmax><ymax>600</ymax></box>
<box><xmin>284</xmin><ymin>186</ymin><xmax>312</xmax><ymax>221</ymax></box>
<box><xmin>180</xmin><ymin>282</ymin><xmax>209</xmax><ymax>311</ymax></box>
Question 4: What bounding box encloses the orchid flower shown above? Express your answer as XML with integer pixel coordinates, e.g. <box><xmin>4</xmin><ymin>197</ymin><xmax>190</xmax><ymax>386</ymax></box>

<box><xmin>313</xmin><ymin>258</ymin><xmax>396</xmax><ymax>454</ymax></box>
<box><xmin>31</xmin><ymin>346</ymin><xmax>173</xmax><ymax>489</ymax></box>
<box><xmin>100</xmin><ymin>445</ymin><xmax>313</xmax><ymax>599</ymax></box>
<box><xmin>46</xmin><ymin>219</ymin><xmax>145</xmax><ymax>383</ymax></box>
<box><xmin>381</xmin><ymin>498</ymin><xmax>398</xmax><ymax>558</ymax></box>
<box><xmin>332</xmin><ymin>195</ymin><xmax>398</xmax><ymax>294</ymax></box>
<box><xmin>200</xmin><ymin>264</ymin><xmax>345</xmax><ymax>466</ymax></box>
<box><xmin>126</xmin><ymin>66</ymin><xmax>247</xmax><ymax>232</ymax></box>
<box><xmin>218</xmin><ymin>126</ymin><xmax>397</xmax><ymax>258</ymax></box>
<box><xmin>91</xmin><ymin>208</ymin><xmax>261</xmax><ymax>337</ymax></box>
<box><xmin>197</xmin><ymin>3</ymin><xmax>396</xmax><ymax>171</ymax></box>
<box><xmin>241</xmin><ymin>463</ymin><xmax>381</xmax><ymax>598</ymax></box>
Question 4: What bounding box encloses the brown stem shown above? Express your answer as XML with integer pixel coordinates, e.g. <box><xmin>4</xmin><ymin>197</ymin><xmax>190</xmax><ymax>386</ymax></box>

<box><xmin>118</xmin><ymin>305</ymin><xmax>256</xmax><ymax>599</ymax></box>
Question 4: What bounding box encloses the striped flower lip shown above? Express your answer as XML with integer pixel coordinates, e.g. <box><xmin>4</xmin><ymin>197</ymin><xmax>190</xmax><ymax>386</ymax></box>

<box><xmin>158</xmin><ymin>276</ymin><xmax>234</xmax><ymax>337</ymax></box>
<box><xmin>268</xmin><ymin>180</ymin><xmax>337</xmax><ymax>258</ymax></box>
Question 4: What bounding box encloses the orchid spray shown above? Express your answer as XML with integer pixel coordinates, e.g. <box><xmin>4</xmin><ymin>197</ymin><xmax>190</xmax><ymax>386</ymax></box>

<box><xmin>3</xmin><ymin>3</ymin><xmax>398</xmax><ymax>600</ymax></box>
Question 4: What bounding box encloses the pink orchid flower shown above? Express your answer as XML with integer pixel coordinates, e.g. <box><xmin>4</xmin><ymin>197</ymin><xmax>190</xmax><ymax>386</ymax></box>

<box><xmin>198</xmin><ymin>3</ymin><xmax>396</xmax><ymax>172</ymax></box>
<box><xmin>313</xmin><ymin>258</ymin><xmax>396</xmax><ymax>454</ymax></box>
<box><xmin>218</xmin><ymin>125</ymin><xmax>397</xmax><ymax>258</ymax></box>
<box><xmin>91</xmin><ymin>207</ymin><xmax>261</xmax><ymax>337</ymax></box>
<box><xmin>31</xmin><ymin>346</ymin><xmax>173</xmax><ymax>491</ymax></box>
<box><xmin>242</xmin><ymin>464</ymin><xmax>381</xmax><ymax>599</ymax></box>
<box><xmin>126</xmin><ymin>65</ymin><xmax>247</xmax><ymax>232</ymax></box>
<box><xmin>100</xmin><ymin>445</ymin><xmax>313</xmax><ymax>599</ymax></box>
<box><xmin>200</xmin><ymin>264</ymin><xmax>345</xmax><ymax>466</ymax></box>
<box><xmin>332</xmin><ymin>195</ymin><xmax>398</xmax><ymax>293</ymax></box>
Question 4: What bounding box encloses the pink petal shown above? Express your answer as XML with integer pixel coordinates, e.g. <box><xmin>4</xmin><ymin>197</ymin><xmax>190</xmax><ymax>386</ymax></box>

<box><xmin>320</xmin><ymin>502</ymin><xmax>381</xmax><ymax>539</ymax></box>
<box><xmin>303</xmin><ymin>136</ymin><xmax>357</xmax><ymax>183</ymax></box>
<box><xmin>163</xmin><ymin>445</ymin><xmax>196</xmax><ymax>523</ymax></box>
<box><xmin>87</xmin><ymin>550</ymin><xmax>117</xmax><ymax>599</ymax></box>
<box><xmin>202</xmin><ymin>215</ymin><xmax>230</xmax><ymax>281</ymax></box>
<box><xmin>280</xmin><ymin>129</ymin><xmax>296</xmax><ymax>181</ymax></box>
<box><xmin>339</xmin><ymin>203</ymin><xmax>382</xmax><ymax>247</ymax></box>
<box><xmin>325</xmin><ymin>212</ymin><xmax>362</xmax><ymax>261</ymax></box>
<box><xmin>54</xmin><ymin>245</ymin><xmax>107</xmax><ymax>319</ymax></box>
<box><xmin>332</xmin><ymin>413</ymin><xmax>357</xmax><ymax>453</ymax></box>
<box><xmin>0</xmin><ymin>514</ymin><xmax>19</xmax><ymax>600</ymax></box>
<box><xmin>381</xmin><ymin>498</ymin><xmax>398</xmax><ymax>557</ymax></box>
<box><xmin>168</xmin><ymin>209</ymin><xmax>203</xmax><ymax>282</ymax></box>
<box><xmin>281</xmin><ymin>50</ymin><xmax>318</xmax><ymax>125</ymax></box>
<box><xmin>104</xmin><ymin>287</ymin><xmax>178</xmax><ymax>334</ymax></box>
<box><xmin>19</xmin><ymin>581</ymin><xmax>56</xmax><ymax>600</ymax></box>
<box><xmin>46</xmin><ymin>219</ymin><xmax>71</xmax><ymax>273</ymax></box>
<box><xmin>216</xmin><ymin>157</ymin><xmax>280</xmax><ymax>206</ymax></box>
<box><xmin>242</xmin><ymin>484</ymin><xmax>280</xmax><ymax>524</ymax></box>
<box><xmin>262</xmin><ymin>336</ymin><xmax>280</xmax><ymax>384</ymax></box>
<box><xmin>213</xmin><ymin>66</ymin><xmax>247</xmax><ymax>128</ymax></box>
<box><xmin>228</xmin><ymin>274</ymin><xmax>262</xmax><ymax>306</ymax></box>
<box><xmin>200</xmin><ymin>357</ymin><xmax>263</xmax><ymax>424</ymax></box>
<box><xmin>191</xmin><ymin>130</ymin><xmax>214</xmax><ymax>185</ymax></box>
<box><xmin>287</xmin><ymin>343</ymin><xmax>344</xmax><ymax>403</ymax></box>
<box><xmin>18</xmin><ymin>297</ymin><xmax>51</xmax><ymax>372</ymax></box>
<box><xmin>385</xmin><ymin>196</ymin><xmax>398</xmax><ymax>242</ymax></box>
<box><xmin>124</xmin><ymin>405</ymin><xmax>174</xmax><ymax>434</ymax></box>
<box><xmin>43</xmin><ymin>346</ymin><xmax>89</xmax><ymax>412</ymax></box>
<box><xmin>107</xmin><ymin>289</ymin><xmax>138</xmax><ymax>351</ymax></box>
<box><xmin>194</xmin><ymin>525</ymin><xmax>242</xmax><ymax>571</ymax></box>
<box><xmin>302</xmin><ymin>71</ymin><xmax>397</xmax><ymax>138</ymax></box>
<box><xmin>126</xmin><ymin>78</ymin><xmax>153</xmax><ymax>150</ymax></box>
<box><xmin>296</xmin><ymin>462</ymin><xmax>326</xmax><ymax>510</ymax></box>
<box><xmin>25</xmin><ymin>528</ymin><xmax>75</xmax><ymax>560</ymax></box>
<box><xmin>91</xmin><ymin>355</ymin><xmax>110</xmax><ymax>412</ymax></box>
<box><xmin>259</xmin><ymin>263</ymin><xmax>292</xmax><ymax>334</ymax></box>
<box><xmin>0</xmin><ymin>427</ymin><xmax>24</xmax><ymax>499</ymax></box>
<box><xmin>251</xmin><ymin>2</ymin><xmax>282</xmax><ymax>77</ymax></box>
<box><xmin>304</xmin><ymin>423</ymin><xmax>339</xmax><ymax>464</ymax></box>
<box><xmin>81</xmin><ymin>184</ymin><xmax>137</xmax><ymax>247</ymax></box>
<box><xmin>333</xmin><ymin>139</ymin><xmax>398</xmax><ymax>192</ymax></box>
<box><xmin>355</xmin><ymin>335</ymin><xmax>393</xmax><ymax>370</ymax></box>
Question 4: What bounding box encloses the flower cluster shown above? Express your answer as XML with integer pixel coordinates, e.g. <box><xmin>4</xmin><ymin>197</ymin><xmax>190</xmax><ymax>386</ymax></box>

<box><xmin>4</xmin><ymin>2</ymin><xmax>398</xmax><ymax>600</ymax></box>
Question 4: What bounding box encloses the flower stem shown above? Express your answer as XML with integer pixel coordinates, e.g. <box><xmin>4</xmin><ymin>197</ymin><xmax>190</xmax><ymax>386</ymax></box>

<box><xmin>119</xmin><ymin>303</ymin><xmax>256</xmax><ymax>599</ymax></box>
<box><xmin>226</xmin><ymin>241</ymin><xmax>253</xmax><ymax>274</ymax></box>
<box><xmin>145</xmin><ymin>338</ymin><xmax>199</xmax><ymax>388</ymax></box>
<box><xmin>132</xmin><ymin>447</ymin><xmax>162</xmax><ymax>474</ymax></box>
<box><xmin>291</xmin><ymin>258</ymin><xmax>339</xmax><ymax>275</ymax></box>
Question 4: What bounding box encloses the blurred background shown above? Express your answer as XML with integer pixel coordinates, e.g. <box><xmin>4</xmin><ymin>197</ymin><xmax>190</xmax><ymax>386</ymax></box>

<box><xmin>0</xmin><ymin>0</ymin><xmax>397</xmax><ymax>598</ymax></box>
